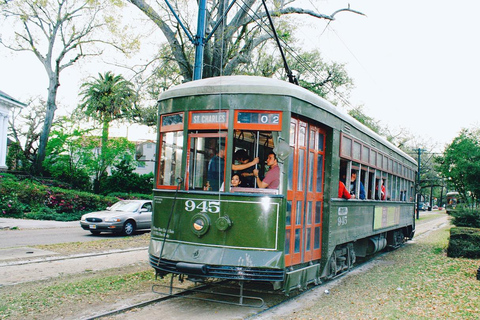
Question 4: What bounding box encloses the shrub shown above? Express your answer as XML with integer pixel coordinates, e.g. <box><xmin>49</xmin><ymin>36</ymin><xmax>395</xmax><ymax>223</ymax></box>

<box><xmin>100</xmin><ymin>161</ymin><xmax>154</xmax><ymax>195</ymax></box>
<box><xmin>447</xmin><ymin>227</ymin><xmax>480</xmax><ymax>258</ymax></box>
<box><xmin>0</xmin><ymin>193</ymin><xmax>28</xmax><ymax>217</ymax></box>
<box><xmin>0</xmin><ymin>174</ymin><xmax>118</xmax><ymax>220</ymax></box>
<box><xmin>24</xmin><ymin>206</ymin><xmax>59</xmax><ymax>221</ymax></box>
<box><xmin>25</xmin><ymin>206</ymin><xmax>84</xmax><ymax>221</ymax></box>
<box><xmin>106</xmin><ymin>192</ymin><xmax>152</xmax><ymax>200</ymax></box>
<box><xmin>451</xmin><ymin>209</ymin><xmax>480</xmax><ymax>228</ymax></box>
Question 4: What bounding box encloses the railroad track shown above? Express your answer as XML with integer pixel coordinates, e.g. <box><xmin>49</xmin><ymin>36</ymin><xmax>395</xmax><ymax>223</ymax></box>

<box><xmin>78</xmin><ymin>251</ymin><xmax>389</xmax><ymax>320</ymax></box>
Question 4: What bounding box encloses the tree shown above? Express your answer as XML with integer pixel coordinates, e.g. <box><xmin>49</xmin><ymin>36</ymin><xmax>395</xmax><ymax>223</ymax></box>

<box><xmin>0</xmin><ymin>0</ymin><xmax>137</xmax><ymax>173</ymax></box>
<box><xmin>43</xmin><ymin>117</ymin><xmax>93</xmax><ymax>191</ymax></box>
<box><xmin>436</xmin><ymin>128</ymin><xmax>480</xmax><ymax>206</ymax></box>
<box><xmin>8</xmin><ymin>97</ymin><xmax>46</xmax><ymax>170</ymax></box>
<box><xmin>77</xmin><ymin>71</ymin><xmax>137</xmax><ymax>192</ymax></box>
<box><xmin>348</xmin><ymin>105</ymin><xmax>383</xmax><ymax>135</ymax></box>
<box><xmin>127</xmin><ymin>0</ymin><xmax>363</xmax><ymax>86</ymax></box>
<box><xmin>81</xmin><ymin>136</ymin><xmax>137</xmax><ymax>194</ymax></box>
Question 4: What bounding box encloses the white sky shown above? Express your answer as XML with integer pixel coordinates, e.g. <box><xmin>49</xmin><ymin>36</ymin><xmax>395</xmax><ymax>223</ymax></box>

<box><xmin>297</xmin><ymin>0</ymin><xmax>480</xmax><ymax>151</ymax></box>
<box><xmin>1</xmin><ymin>0</ymin><xmax>479</xmax><ymax>150</ymax></box>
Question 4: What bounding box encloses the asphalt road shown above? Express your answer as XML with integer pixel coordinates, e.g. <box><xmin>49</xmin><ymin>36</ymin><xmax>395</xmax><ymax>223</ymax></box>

<box><xmin>0</xmin><ymin>218</ymin><xmax>127</xmax><ymax>249</ymax></box>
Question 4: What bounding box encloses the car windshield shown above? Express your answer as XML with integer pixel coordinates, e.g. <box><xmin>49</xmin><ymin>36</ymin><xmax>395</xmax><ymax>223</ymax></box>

<box><xmin>109</xmin><ymin>201</ymin><xmax>141</xmax><ymax>212</ymax></box>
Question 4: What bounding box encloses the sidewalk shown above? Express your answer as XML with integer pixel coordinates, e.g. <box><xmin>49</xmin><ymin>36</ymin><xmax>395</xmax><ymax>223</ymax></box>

<box><xmin>0</xmin><ymin>217</ymin><xmax>78</xmax><ymax>230</ymax></box>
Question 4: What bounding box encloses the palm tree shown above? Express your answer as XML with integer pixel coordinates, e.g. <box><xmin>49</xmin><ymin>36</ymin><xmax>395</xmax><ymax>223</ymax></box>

<box><xmin>78</xmin><ymin>71</ymin><xmax>137</xmax><ymax>192</ymax></box>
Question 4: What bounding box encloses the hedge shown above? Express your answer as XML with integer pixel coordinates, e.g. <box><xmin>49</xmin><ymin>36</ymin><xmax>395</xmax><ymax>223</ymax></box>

<box><xmin>447</xmin><ymin>227</ymin><xmax>480</xmax><ymax>258</ymax></box>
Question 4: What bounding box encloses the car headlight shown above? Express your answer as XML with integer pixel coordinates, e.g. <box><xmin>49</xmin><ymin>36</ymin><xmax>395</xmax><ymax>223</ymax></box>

<box><xmin>81</xmin><ymin>215</ymin><xmax>86</xmax><ymax>221</ymax></box>
<box><xmin>105</xmin><ymin>217</ymin><xmax>121</xmax><ymax>222</ymax></box>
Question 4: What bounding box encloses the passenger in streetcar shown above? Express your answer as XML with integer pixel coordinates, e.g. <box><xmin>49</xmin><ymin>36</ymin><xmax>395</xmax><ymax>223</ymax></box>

<box><xmin>220</xmin><ymin>174</ymin><xmax>242</xmax><ymax>192</ymax></box>
<box><xmin>253</xmin><ymin>152</ymin><xmax>280</xmax><ymax>189</ymax></box>
<box><xmin>350</xmin><ymin>171</ymin><xmax>366</xmax><ymax>199</ymax></box>
<box><xmin>339</xmin><ymin>181</ymin><xmax>355</xmax><ymax>199</ymax></box>
<box><xmin>207</xmin><ymin>143</ymin><xmax>225</xmax><ymax>191</ymax></box>
<box><xmin>232</xmin><ymin>149</ymin><xmax>258</xmax><ymax>187</ymax></box>
<box><xmin>231</xmin><ymin>174</ymin><xmax>242</xmax><ymax>187</ymax></box>
<box><xmin>375</xmin><ymin>179</ymin><xmax>386</xmax><ymax>200</ymax></box>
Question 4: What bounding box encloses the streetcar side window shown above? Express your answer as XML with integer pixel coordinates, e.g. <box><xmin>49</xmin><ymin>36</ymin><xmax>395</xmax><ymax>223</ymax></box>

<box><xmin>338</xmin><ymin>133</ymin><xmax>416</xmax><ymax>202</ymax></box>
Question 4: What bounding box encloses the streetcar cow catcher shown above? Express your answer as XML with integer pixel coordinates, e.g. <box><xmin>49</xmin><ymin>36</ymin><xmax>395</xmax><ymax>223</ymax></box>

<box><xmin>149</xmin><ymin>75</ymin><xmax>416</xmax><ymax>295</ymax></box>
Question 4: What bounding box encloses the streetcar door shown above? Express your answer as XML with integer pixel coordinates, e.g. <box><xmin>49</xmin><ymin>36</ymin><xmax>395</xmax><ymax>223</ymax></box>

<box><xmin>285</xmin><ymin>118</ymin><xmax>326</xmax><ymax>266</ymax></box>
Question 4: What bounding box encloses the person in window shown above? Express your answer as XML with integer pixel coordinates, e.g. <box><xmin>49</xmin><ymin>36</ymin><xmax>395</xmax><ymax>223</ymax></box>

<box><xmin>232</xmin><ymin>149</ymin><xmax>258</xmax><ymax>187</ymax></box>
<box><xmin>375</xmin><ymin>179</ymin><xmax>386</xmax><ymax>200</ymax></box>
<box><xmin>220</xmin><ymin>174</ymin><xmax>242</xmax><ymax>192</ymax></box>
<box><xmin>350</xmin><ymin>171</ymin><xmax>366</xmax><ymax>199</ymax></box>
<box><xmin>253</xmin><ymin>152</ymin><xmax>280</xmax><ymax>189</ymax></box>
<box><xmin>231</xmin><ymin>174</ymin><xmax>241</xmax><ymax>188</ymax></box>
<box><xmin>339</xmin><ymin>181</ymin><xmax>355</xmax><ymax>199</ymax></box>
<box><xmin>207</xmin><ymin>144</ymin><xmax>225</xmax><ymax>191</ymax></box>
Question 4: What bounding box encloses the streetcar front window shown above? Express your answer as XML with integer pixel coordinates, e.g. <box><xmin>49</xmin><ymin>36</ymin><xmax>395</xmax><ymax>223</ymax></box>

<box><xmin>188</xmin><ymin>135</ymin><xmax>226</xmax><ymax>191</ymax></box>
<box><xmin>157</xmin><ymin>131</ymin><xmax>183</xmax><ymax>186</ymax></box>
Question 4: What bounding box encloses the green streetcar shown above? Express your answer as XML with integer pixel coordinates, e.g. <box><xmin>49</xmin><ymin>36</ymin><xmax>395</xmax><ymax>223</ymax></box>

<box><xmin>149</xmin><ymin>75</ymin><xmax>416</xmax><ymax>295</ymax></box>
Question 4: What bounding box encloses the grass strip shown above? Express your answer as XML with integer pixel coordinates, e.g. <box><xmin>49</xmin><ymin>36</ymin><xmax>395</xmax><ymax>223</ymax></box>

<box><xmin>287</xmin><ymin>226</ymin><xmax>480</xmax><ymax>319</ymax></box>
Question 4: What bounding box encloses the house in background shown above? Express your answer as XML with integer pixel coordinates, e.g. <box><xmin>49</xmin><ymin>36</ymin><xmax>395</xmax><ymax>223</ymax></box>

<box><xmin>135</xmin><ymin>140</ymin><xmax>156</xmax><ymax>175</ymax></box>
<box><xmin>0</xmin><ymin>90</ymin><xmax>26</xmax><ymax>171</ymax></box>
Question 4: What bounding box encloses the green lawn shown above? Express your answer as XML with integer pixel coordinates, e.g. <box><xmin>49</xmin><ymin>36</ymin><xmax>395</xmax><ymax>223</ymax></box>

<box><xmin>286</xmin><ymin>225</ymin><xmax>480</xmax><ymax>319</ymax></box>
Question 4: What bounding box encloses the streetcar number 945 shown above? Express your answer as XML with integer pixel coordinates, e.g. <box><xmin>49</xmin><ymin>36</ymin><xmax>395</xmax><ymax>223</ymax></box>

<box><xmin>185</xmin><ymin>200</ymin><xmax>220</xmax><ymax>213</ymax></box>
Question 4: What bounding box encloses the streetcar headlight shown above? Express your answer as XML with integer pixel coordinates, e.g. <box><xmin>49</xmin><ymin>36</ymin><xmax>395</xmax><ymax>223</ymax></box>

<box><xmin>190</xmin><ymin>213</ymin><xmax>210</xmax><ymax>237</ymax></box>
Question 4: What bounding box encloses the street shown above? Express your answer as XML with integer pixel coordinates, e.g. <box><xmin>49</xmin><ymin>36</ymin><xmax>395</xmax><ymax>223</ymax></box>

<box><xmin>0</xmin><ymin>218</ymin><xmax>142</xmax><ymax>249</ymax></box>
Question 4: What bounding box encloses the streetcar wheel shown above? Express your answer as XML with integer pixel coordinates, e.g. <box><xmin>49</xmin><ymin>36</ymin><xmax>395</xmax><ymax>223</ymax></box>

<box><xmin>90</xmin><ymin>230</ymin><xmax>101</xmax><ymax>235</ymax></box>
<box><xmin>347</xmin><ymin>245</ymin><xmax>356</xmax><ymax>269</ymax></box>
<box><xmin>122</xmin><ymin>220</ymin><xmax>136</xmax><ymax>236</ymax></box>
<box><xmin>328</xmin><ymin>251</ymin><xmax>337</xmax><ymax>278</ymax></box>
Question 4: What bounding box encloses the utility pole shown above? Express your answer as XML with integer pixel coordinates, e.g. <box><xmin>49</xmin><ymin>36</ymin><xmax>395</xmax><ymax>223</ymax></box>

<box><xmin>416</xmin><ymin>148</ymin><xmax>422</xmax><ymax>219</ymax></box>
<box><xmin>193</xmin><ymin>0</ymin><xmax>207</xmax><ymax>80</ymax></box>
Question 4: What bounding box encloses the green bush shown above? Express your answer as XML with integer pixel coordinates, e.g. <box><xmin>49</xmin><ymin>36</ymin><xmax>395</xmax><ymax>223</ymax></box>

<box><xmin>100</xmin><ymin>161</ymin><xmax>154</xmax><ymax>195</ymax></box>
<box><xmin>24</xmin><ymin>206</ymin><xmax>84</xmax><ymax>221</ymax></box>
<box><xmin>447</xmin><ymin>227</ymin><xmax>480</xmax><ymax>258</ymax></box>
<box><xmin>451</xmin><ymin>209</ymin><xmax>480</xmax><ymax>228</ymax></box>
<box><xmin>106</xmin><ymin>192</ymin><xmax>152</xmax><ymax>200</ymax></box>
<box><xmin>0</xmin><ymin>193</ymin><xmax>28</xmax><ymax>217</ymax></box>
<box><xmin>0</xmin><ymin>174</ymin><xmax>118</xmax><ymax>221</ymax></box>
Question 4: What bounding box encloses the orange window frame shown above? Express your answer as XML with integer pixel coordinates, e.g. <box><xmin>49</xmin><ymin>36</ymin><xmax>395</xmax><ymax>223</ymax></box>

<box><xmin>234</xmin><ymin>110</ymin><xmax>282</xmax><ymax>131</ymax></box>
<box><xmin>159</xmin><ymin>112</ymin><xmax>184</xmax><ymax>133</ymax></box>
<box><xmin>185</xmin><ymin>132</ymin><xmax>228</xmax><ymax>191</ymax></box>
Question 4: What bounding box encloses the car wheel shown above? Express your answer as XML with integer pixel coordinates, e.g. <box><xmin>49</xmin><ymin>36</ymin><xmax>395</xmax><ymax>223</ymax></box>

<box><xmin>90</xmin><ymin>230</ymin><xmax>101</xmax><ymax>235</ymax></box>
<box><xmin>122</xmin><ymin>220</ymin><xmax>136</xmax><ymax>236</ymax></box>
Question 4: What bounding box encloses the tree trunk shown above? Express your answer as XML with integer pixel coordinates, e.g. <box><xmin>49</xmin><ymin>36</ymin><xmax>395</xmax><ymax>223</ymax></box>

<box><xmin>34</xmin><ymin>73</ymin><xmax>59</xmax><ymax>174</ymax></box>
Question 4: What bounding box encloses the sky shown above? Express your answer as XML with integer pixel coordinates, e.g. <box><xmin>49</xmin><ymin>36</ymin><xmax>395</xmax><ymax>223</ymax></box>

<box><xmin>1</xmin><ymin>0</ymin><xmax>479</xmax><ymax>151</ymax></box>
<box><xmin>297</xmin><ymin>0</ymin><xmax>480</xmax><ymax>152</ymax></box>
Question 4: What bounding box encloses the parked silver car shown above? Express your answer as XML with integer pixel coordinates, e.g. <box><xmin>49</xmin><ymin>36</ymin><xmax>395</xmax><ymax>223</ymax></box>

<box><xmin>80</xmin><ymin>200</ymin><xmax>153</xmax><ymax>236</ymax></box>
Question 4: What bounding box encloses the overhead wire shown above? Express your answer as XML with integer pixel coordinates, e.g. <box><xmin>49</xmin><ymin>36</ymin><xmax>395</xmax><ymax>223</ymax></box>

<box><xmin>232</xmin><ymin>0</ymin><xmax>355</xmax><ymax>108</ymax></box>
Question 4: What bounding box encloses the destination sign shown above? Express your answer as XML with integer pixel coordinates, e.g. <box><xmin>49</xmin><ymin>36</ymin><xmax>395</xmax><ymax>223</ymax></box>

<box><xmin>161</xmin><ymin>113</ymin><xmax>183</xmax><ymax>127</ymax></box>
<box><xmin>191</xmin><ymin>112</ymin><xmax>227</xmax><ymax>124</ymax></box>
<box><xmin>237</xmin><ymin>112</ymin><xmax>281</xmax><ymax>125</ymax></box>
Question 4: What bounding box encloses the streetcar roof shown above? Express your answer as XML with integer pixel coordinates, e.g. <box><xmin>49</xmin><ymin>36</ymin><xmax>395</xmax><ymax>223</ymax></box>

<box><xmin>159</xmin><ymin>75</ymin><xmax>416</xmax><ymax>165</ymax></box>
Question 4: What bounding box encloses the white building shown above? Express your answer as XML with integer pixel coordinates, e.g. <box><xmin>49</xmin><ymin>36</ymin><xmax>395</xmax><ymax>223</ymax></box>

<box><xmin>134</xmin><ymin>140</ymin><xmax>156</xmax><ymax>175</ymax></box>
<box><xmin>0</xmin><ymin>91</ymin><xmax>26</xmax><ymax>171</ymax></box>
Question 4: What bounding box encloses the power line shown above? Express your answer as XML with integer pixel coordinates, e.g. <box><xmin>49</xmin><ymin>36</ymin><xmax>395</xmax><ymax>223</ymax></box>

<box><xmin>233</xmin><ymin>0</ymin><xmax>354</xmax><ymax>107</ymax></box>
